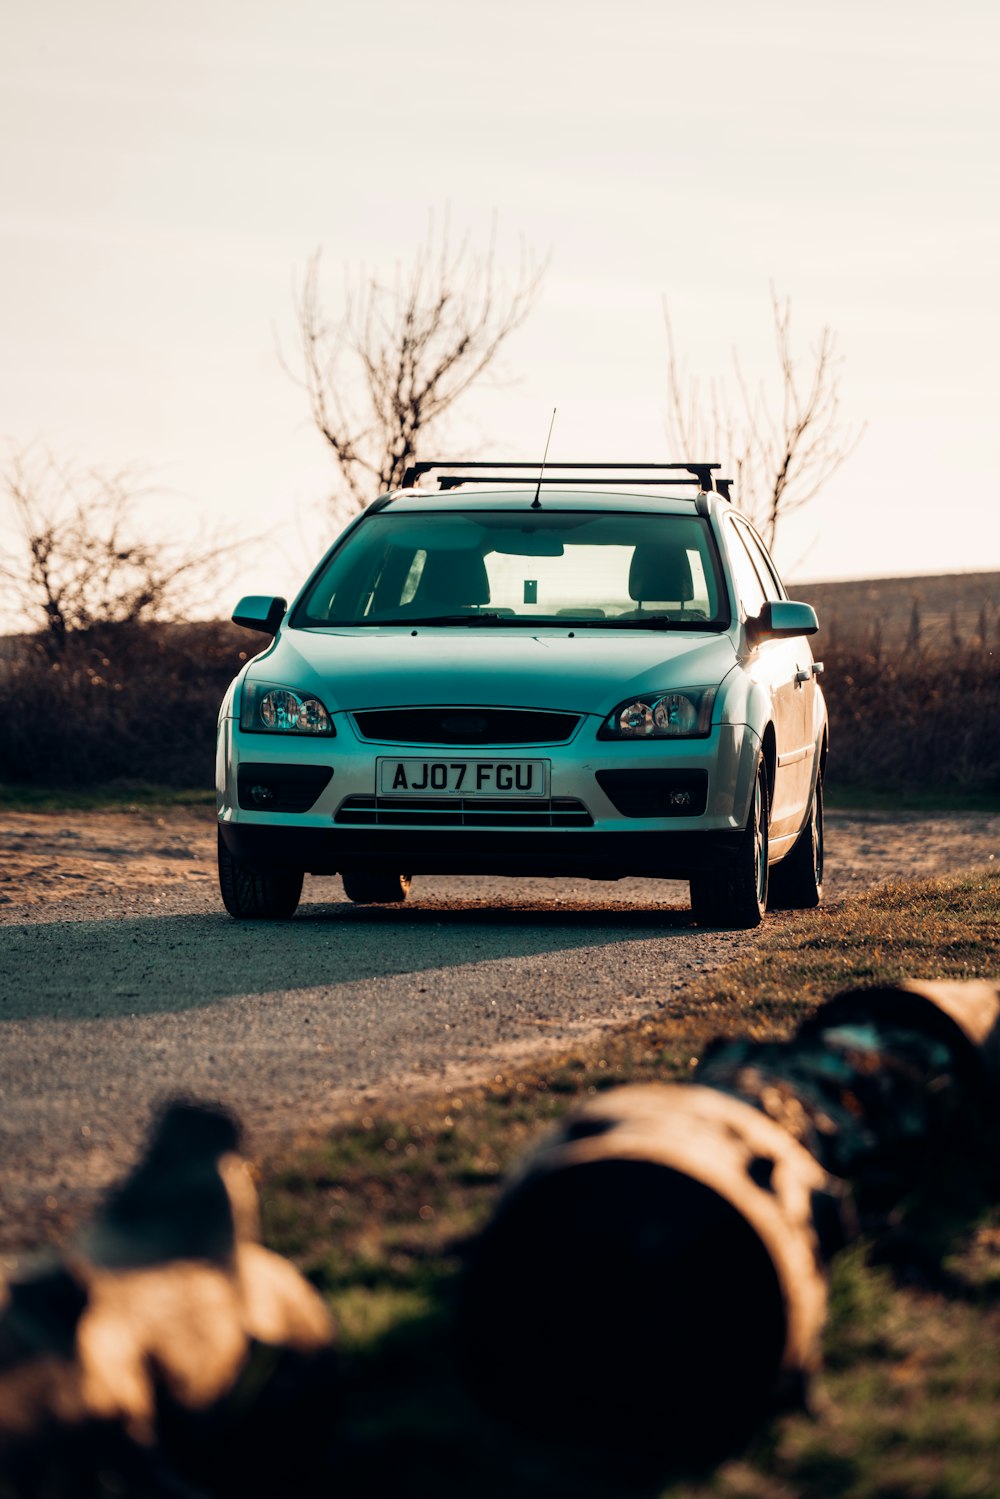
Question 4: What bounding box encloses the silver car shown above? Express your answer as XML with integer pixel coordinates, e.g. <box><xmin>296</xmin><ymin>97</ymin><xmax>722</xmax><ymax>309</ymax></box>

<box><xmin>217</xmin><ymin>462</ymin><xmax>827</xmax><ymax>928</ymax></box>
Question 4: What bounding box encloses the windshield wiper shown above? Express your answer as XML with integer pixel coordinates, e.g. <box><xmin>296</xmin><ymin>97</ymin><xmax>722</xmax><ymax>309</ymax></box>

<box><xmin>357</xmin><ymin>612</ymin><xmax>521</xmax><ymax>627</ymax></box>
<box><xmin>599</xmin><ymin>615</ymin><xmax>712</xmax><ymax>630</ymax></box>
<box><xmin>335</xmin><ymin>613</ymin><xmax>720</xmax><ymax>630</ymax></box>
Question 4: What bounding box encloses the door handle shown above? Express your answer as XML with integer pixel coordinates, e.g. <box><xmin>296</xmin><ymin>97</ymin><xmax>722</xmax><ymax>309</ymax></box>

<box><xmin>795</xmin><ymin>668</ymin><xmax>811</xmax><ymax>685</ymax></box>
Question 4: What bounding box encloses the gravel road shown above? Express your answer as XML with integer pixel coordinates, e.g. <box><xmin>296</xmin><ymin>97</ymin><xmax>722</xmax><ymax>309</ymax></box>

<box><xmin>2</xmin><ymin>805</ymin><xmax>998</xmax><ymax>1245</ymax></box>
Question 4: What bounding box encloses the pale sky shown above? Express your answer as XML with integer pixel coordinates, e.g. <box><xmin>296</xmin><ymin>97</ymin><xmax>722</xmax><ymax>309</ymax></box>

<box><xmin>1</xmin><ymin>0</ymin><xmax>997</xmax><ymax>619</ymax></box>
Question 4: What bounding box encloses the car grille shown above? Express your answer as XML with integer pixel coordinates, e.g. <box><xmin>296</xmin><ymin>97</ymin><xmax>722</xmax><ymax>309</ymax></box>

<box><xmin>595</xmin><ymin>769</ymin><xmax>708</xmax><ymax>818</ymax></box>
<box><xmin>351</xmin><ymin>707</ymin><xmax>582</xmax><ymax>745</ymax></box>
<box><xmin>334</xmin><ymin>795</ymin><xmax>593</xmax><ymax>828</ymax></box>
<box><xmin>237</xmin><ymin>763</ymin><xmax>333</xmax><ymax>813</ymax></box>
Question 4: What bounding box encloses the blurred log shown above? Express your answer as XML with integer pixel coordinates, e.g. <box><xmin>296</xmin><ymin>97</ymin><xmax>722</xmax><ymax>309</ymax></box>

<box><xmin>459</xmin><ymin>980</ymin><xmax>1000</xmax><ymax>1460</ymax></box>
<box><xmin>460</xmin><ymin>1083</ymin><xmax>837</xmax><ymax>1458</ymax></box>
<box><xmin>0</xmin><ymin>1102</ymin><xmax>337</xmax><ymax>1497</ymax></box>
<box><xmin>701</xmin><ymin>978</ymin><xmax>1000</xmax><ymax>1200</ymax></box>
<box><xmin>799</xmin><ymin>978</ymin><xmax>1000</xmax><ymax>1086</ymax></box>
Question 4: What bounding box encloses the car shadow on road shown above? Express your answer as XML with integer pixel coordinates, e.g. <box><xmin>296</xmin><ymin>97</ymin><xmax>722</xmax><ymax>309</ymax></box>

<box><xmin>1</xmin><ymin>900</ymin><xmax>701</xmax><ymax>1022</ymax></box>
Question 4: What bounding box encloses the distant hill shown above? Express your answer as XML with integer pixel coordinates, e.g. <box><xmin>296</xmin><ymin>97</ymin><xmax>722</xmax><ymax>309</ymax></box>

<box><xmin>789</xmin><ymin>571</ymin><xmax>1000</xmax><ymax>652</ymax></box>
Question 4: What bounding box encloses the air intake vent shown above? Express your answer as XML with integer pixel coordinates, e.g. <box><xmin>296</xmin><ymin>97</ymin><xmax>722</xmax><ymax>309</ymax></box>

<box><xmin>352</xmin><ymin>708</ymin><xmax>581</xmax><ymax>745</ymax></box>
<box><xmin>335</xmin><ymin>795</ymin><xmax>592</xmax><ymax>828</ymax></box>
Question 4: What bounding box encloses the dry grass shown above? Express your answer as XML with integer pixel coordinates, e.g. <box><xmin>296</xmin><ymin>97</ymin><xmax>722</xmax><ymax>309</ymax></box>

<box><xmin>260</xmin><ymin>865</ymin><xmax>1000</xmax><ymax>1498</ymax></box>
<box><xmin>795</xmin><ymin>570</ymin><xmax>1000</xmax><ymax>657</ymax></box>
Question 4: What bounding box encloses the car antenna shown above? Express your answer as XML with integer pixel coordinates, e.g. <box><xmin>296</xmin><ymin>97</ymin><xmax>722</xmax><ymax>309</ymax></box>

<box><xmin>531</xmin><ymin>407</ymin><xmax>557</xmax><ymax>509</ymax></box>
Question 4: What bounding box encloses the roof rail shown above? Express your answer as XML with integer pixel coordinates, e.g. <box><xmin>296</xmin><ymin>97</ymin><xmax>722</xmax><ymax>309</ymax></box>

<box><xmin>400</xmin><ymin>461</ymin><xmax>733</xmax><ymax>501</ymax></box>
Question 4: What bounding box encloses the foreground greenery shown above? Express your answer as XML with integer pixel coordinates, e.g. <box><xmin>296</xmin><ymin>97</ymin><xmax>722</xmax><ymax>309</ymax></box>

<box><xmin>261</xmin><ymin>867</ymin><xmax>1000</xmax><ymax>1498</ymax></box>
<box><xmin>824</xmin><ymin>784</ymin><xmax>1000</xmax><ymax>815</ymax></box>
<box><xmin>0</xmin><ymin>782</ymin><xmax>215</xmax><ymax>811</ymax></box>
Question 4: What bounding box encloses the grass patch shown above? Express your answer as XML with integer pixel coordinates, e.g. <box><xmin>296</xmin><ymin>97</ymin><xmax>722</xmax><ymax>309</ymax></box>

<box><xmin>261</xmin><ymin>865</ymin><xmax>1000</xmax><ymax>1497</ymax></box>
<box><xmin>825</xmin><ymin>783</ymin><xmax>1000</xmax><ymax>814</ymax></box>
<box><xmin>0</xmin><ymin>781</ymin><xmax>215</xmax><ymax>811</ymax></box>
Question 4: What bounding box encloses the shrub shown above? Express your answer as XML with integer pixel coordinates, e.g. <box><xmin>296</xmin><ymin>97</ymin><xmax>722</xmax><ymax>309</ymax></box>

<box><xmin>0</xmin><ymin>621</ymin><xmax>252</xmax><ymax>788</ymax></box>
<box><xmin>822</xmin><ymin>641</ymin><xmax>1000</xmax><ymax>795</ymax></box>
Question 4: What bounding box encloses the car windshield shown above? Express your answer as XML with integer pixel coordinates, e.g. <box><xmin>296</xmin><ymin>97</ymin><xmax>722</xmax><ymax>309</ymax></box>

<box><xmin>293</xmin><ymin>510</ymin><xmax>730</xmax><ymax>629</ymax></box>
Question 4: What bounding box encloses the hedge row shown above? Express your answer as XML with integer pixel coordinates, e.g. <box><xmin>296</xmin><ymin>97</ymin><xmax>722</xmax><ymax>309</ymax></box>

<box><xmin>0</xmin><ymin>622</ymin><xmax>250</xmax><ymax>787</ymax></box>
<box><xmin>0</xmin><ymin>625</ymin><xmax>997</xmax><ymax>795</ymax></box>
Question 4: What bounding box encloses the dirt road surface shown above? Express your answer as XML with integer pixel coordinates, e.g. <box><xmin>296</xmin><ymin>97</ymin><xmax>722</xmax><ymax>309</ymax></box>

<box><xmin>2</xmin><ymin>804</ymin><xmax>998</xmax><ymax>1247</ymax></box>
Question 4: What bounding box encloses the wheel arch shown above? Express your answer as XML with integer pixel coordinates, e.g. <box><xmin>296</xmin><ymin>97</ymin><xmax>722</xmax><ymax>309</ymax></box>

<box><xmin>760</xmin><ymin>722</ymin><xmax>777</xmax><ymax>809</ymax></box>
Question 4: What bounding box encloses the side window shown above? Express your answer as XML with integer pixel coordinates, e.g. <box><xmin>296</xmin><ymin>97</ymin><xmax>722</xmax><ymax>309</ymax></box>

<box><xmin>725</xmin><ymin>521</ymin><xmax>767</xmax><ymax>618</ymax></box>
<box><xmin>735</xmin><ymin>521</ymin><xmax>783</xmax><ymax>603</ymax></box>
<box><xmin>684</xmin><ymin>548</ymin><xmax>710</xmax><ymax>614</ymax></box>
<box><xmin>399</xmin><ymin>550</ymin><xmax>427</xmax><ymax>605</ymax></box>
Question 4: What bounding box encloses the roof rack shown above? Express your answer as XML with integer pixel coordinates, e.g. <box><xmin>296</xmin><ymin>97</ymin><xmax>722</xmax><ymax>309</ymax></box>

<box><xmin>401</xmin><ymin>461</ymin><xmax>733</xmax><ymax>501</ymax></box>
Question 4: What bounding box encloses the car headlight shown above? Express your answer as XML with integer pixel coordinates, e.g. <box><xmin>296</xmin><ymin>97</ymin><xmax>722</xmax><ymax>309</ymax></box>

<box><xmin>599</xmin><ymin>687</ymin><xmax>716</xmax><ymax>740</ymax></box>
<box><xmin>241</xmin><ymin>681</ymin><xmax>334</xmax><ymax>735</ymax></box>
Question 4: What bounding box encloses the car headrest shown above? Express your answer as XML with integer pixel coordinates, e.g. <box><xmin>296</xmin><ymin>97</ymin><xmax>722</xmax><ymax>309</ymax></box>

<box><xmin>628</xmin><ymin>547</ymin><xmax>693</xmax><ymax>603</ymax></box>
<box><xmin>415</xmin><ymin>550</ymin><xmax>491</xmax><ymax>608</ymax></box>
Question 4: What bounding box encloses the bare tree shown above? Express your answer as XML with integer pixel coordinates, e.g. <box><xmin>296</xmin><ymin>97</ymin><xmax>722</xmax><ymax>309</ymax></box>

<box><xmin>664</xmin><ymin>289</ymin><xmax>865</xmax><ymax>550</ymax></box>
<box><xmin>0</xmin><ymin>448</ymin><xmax>239</xmax><ymax>651</ymax></box>
<box><xmin>290</xmin><ymin>223</ymin><xmax>545</xmax><ymax>511</ymax></box>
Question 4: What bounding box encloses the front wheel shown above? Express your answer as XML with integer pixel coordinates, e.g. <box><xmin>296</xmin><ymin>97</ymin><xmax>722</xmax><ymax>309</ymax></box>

<box><xmin>217</xmin><ymin>830</ymin><xmax>303</xmax><ymax>919</ymax></box>
<box><xmin>769</xmin><ymin>774</ymin><xmax>824</xmax><ymax>910</ymax></box>
<box><xmin>690</xmin><ymin>758</ymin><xmax>769</xmax><ymax>930</ymax></box>
<box><xmin>341</xmin><ymin>871</ymin><xmax>412</xmax><ymax>905</ymax></box>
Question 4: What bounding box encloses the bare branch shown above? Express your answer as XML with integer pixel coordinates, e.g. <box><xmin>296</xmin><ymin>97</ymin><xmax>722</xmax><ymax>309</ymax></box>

<box><xmin>0</xmin><ymin>447</ymin><xmax>244</xmax><ymax>650</ymax></box>
<box><xmin>664</xmin><ymin>289</ymin><xmax>865</xmax><ymax>550</ymax></box>
<box><xmin>290</xmin><ymin>222</ymin><xmax>547</xmax><ymax>509</ymax></box>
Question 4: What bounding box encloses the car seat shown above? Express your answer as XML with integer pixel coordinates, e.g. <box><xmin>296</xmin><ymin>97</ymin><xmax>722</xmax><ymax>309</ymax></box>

<box><xmin>411</xmin><ymin>549</ymin><xmax>491</xmax><ymax>613</ymax></box>
<box><xmin>620</xmin><ymin>546</ymin><xmax>696</xmax><ymax>617</ymax></box>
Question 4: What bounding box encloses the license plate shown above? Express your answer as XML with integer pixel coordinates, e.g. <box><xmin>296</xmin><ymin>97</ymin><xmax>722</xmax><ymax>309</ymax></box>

<box><xmin>377</xmin><ymin>758</ymin><xmax>549</xmax><ymax>797</ymax></box>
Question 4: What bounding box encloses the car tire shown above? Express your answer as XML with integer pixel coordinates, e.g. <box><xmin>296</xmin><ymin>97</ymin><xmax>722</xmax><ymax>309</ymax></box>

<box><xmin>690</xmin><ymin>756</ymin><xmax>769</xmax><ymax>930</ymax></box>
<box><xmin>341</xmin><ymin>872</ymin><xmax>413</xmax><ymax>905</ymax></box>
<box><xmin>768</xmin><ymin>773</ymin><xmax>824</xmax><ymax>910</ymax></box>
<box><xmin>217</xmin><ymin>829</ymin><xmax>303</xmax><ymax>919</ymax></box>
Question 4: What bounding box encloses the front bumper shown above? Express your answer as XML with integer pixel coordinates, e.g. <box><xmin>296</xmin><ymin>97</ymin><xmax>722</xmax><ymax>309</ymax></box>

<box><xmin>218</xmin><ymin>821</ymin><xmax>746</xmax><ymax>879</ymax></box>
<box><xmin>216</xmin><ymin>712</ymin><xmax>761</xmax><ymax>880</ymax></box>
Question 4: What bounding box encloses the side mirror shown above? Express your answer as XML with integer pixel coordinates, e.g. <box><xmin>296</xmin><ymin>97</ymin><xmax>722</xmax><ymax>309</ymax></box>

<box><xmin>232</xmin><ymin>595</ymin><xmax>287</xmax><ymax>635</ymax></box>
<box><xmin>747</xmin><ymin>599</ymin><xmax>819</xmax><ymax>644</ymax></box>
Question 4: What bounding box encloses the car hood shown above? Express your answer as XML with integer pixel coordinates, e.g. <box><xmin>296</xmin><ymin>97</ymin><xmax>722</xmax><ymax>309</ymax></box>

<box><xmin>251</xmin><ymin>627</ymin><xmax>738</xmax><ymax>718</ymax></box>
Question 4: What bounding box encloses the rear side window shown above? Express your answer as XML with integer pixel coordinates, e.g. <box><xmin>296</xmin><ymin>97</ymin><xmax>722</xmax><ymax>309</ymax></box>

<box><xmin>725</xmin><ymin>521</ymin><xmax>768</xmax><ymax>617</ymax></box>
<box><xmin>733</xmin><ymin>520</ymin><xmax>784</xmax><ymax>603</ymax></box>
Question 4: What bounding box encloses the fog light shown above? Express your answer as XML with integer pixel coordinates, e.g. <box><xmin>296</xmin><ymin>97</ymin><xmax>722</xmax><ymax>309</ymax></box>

<box><xmin>669</xmin><ymin>790</ymin><xmax>693</xmax><ymax>808</ymax></box>
<box><xmin>250</xmin><ymin>783</ymin><xmax>276</xmax><ymax>806</ymax></box>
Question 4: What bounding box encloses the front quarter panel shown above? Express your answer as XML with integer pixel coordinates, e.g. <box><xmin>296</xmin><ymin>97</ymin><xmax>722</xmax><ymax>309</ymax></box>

<box><xmin>217</xmin><ymin>650</ymin><xmax>271</xmax><ymax>817</ymax></box>
<box><xmin>713</xmin><ymin>663</ymin><xmax>770</xmax><ymax>827</ymax></box>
